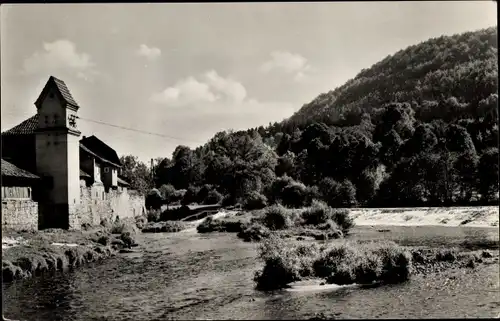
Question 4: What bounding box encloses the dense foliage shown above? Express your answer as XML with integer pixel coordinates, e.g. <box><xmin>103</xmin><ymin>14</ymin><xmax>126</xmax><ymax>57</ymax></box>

<box><xmin>136</xmin><ymin>27</ymin><xmax>499</xmax><ymax>207</ymax></box>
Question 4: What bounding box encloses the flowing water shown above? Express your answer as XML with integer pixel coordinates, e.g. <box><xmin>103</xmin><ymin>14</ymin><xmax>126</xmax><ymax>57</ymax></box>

<box><xmin>3</xmin><ymin>231</ymin><xmax>500</xmax><ymax>320</ymax></box>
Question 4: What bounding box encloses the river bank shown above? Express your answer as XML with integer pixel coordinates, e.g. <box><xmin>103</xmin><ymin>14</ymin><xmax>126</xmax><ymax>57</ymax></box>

<box><xmin>3</xmin><ymin>231</ymin><xmax>499</xmax><ymax>320</ymax></box>
<box><xmin>2</xmin><ymin>218</ymin><xmax>143</xmax><ymax>283</ymax></box>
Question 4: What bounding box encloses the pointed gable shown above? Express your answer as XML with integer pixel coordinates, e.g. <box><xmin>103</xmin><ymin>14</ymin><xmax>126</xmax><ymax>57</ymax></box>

<box><xmin>34</xmin><ymin>76</ymin><xmax>80</xmax><ymax>110</ymax></box>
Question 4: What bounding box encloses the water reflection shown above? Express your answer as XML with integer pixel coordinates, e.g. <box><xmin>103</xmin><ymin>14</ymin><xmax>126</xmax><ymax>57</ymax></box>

<box><xmin>3</xmin><ymin>271</ymin><xmax>78</xmax><ymax>321</ymax></box>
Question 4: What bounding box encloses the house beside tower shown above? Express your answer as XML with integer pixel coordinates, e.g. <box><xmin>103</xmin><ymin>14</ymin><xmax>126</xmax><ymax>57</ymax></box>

<box><xmin>1</xmin><ymin>76</ymin><xmax>145</xmax><ymax>231</ymax></box>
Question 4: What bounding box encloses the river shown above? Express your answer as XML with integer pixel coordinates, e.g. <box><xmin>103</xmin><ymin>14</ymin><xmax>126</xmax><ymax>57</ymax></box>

<box><xmin>3</xmin><ymin>231</ymin><xmax>500</xmax><ymax>320</ymax></box>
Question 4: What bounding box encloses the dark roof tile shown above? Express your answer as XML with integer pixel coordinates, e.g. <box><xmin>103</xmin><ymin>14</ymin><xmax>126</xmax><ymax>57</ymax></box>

<box><xmin>2</xmin><ymin>115</ymin><xmax>38</xmax><ymax>135</ymax></box>
<box><xmin>52</xmin><ymin>76</ymin><xmax>79</xmax><ymax>108</ymax></box>
<box><xmin>1</xmin><ymin>159</ymin><xmax>39</xmax><ymax>179</ymax></box>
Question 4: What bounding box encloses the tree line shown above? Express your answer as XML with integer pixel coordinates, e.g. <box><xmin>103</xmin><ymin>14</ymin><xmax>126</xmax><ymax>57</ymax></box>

<box><xmin>119</xmin><ymin>27</ymin><xmax>498</xmax><ymax>209</ymax></box>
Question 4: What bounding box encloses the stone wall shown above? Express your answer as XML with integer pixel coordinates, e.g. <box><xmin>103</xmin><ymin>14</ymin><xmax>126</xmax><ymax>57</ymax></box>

<box><xmin>69</xmin><ymin>185</ymin><xmax>146</xmax><ymax>230</ymax></box>
<box><xmin>2</xmin><ymin>199</ymin><xmax>38</xmax><ymax>231</ymax></box>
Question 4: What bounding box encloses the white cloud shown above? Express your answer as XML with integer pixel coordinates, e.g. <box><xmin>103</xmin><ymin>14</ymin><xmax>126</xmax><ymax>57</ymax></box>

<box><xmin>150</xmin><ymin>76</ymin><xmax>216</xmax><ymax>105</ymax></box>
<box><xmin>136</xmin><ymin>44</ymin><xmax>161</xmax><ymax>60</ymax></box>
<box><xmin>204</xmin><ymin>70</ymin><xmax>247</xmax><ymax>103</ymax></box>
<box><xmin>260</xmin><ymin>51</ymin><xmax>312</xmax><ymax>82</ymax></box>
<box><xmin>150</xmin><ymin>71</ymin><xmax>248</xmax><ymax>107</ymax></box>
<box><xmin>22</xmin><ymin>40</ymin><xmax>98</xmax><ymax>81</ymax></box>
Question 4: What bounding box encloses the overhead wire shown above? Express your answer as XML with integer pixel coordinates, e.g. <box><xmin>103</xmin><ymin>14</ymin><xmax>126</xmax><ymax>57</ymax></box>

<box><xmin>1</xmin><ymin>110</ymin><xmax>205</xmax><ymax>145</ymax></box>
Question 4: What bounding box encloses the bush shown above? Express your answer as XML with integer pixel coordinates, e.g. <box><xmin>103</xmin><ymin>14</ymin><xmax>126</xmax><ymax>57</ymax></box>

<box><xmin>313</xmin><ymin>241</ymin><xmax>412</xmax><ymax>285</ymax></box>
<box><xmin>96</xmin><ymin>235</ymin><xmax>109</xmax><ymax>246</ymax></box>
<box><xmin>142</xmin><ymin>221</ymin><xmax>189</xmax><ymax>233</ymax></box>
<box><xmin>301</xmin><ymin>200</ymin><xmax>332</xmax><ymax>226</ymax></box>
<box><xmin>196</xmin><ymin>184</ymin><xmax>214</xmax><ymax>203</ymax></box>
<box><xmin>110</xmin><ymin>219</ymin><xmax>139</xmax><ymax>235</ymax></box>
<box><xmin>305</xmin><ymin>185</ymin><xmax>321</xmax><ymax>206</ymax></box>
<box><xmin>281</xmin><ymin>181</ymin><xmax>308</xmax><ymax>208</ymax></box>
<box><xmin>298</xmin><ymin>227</ymin><xmax>343</xmax><ymax>241</ymax></box>
<box><xmin>319</xmin><ymin>178</ymin><xmax>358</xmax><ymax>208</ymax></box>
<box><xmin>147</xmin><ymin>209</ymin><xmax>161</xmax><ymax>223</ymax></box>
<box><xmin>254</xmin><ymin>236</ymin><xmax>321</xmax><ymax>290</ymax></box>
<box><xmin>197</xmin><ymin>216</ymin><xmax>245</xmax><ymax>233</ymax></box>
<box><xmin>204</xmin><ymin>190</ymin><xmax>224</xmax><ymax>205</ymax></box>
<box><xmin>120</xmin><ymin>231</ymin><xmax>137</xmax><ymax>248</ymax></box>
<box><xmin>237</xmin><ymin>222</ymin><xmax>271</xmax><ymax>242</ymax></box>
<box><xmin>135</xmin><ymin>216</ymin><xmax>148</xmax><ymax>229</ymax></box>
<box><xmin>146</xmin><ymin>188</ymin><xmax>163</xmax><ymax>210</ymax></box>
<box><xmin>265</xmin><ymin>175</ymin><xmax>295</xmax><ymax>204</ymax></box>
<box><xmin>300</xmin><ymin>200</ymin><xmax>354</xmax><ymax>235</ymax></box>
<box><xmin>182</xmin><ymin>185</ymin><xmax>201</xmax><ymax>205</ymax></box>
<box><xmin>262</xmin><ymin>205</ymin><xmax>296</xmax><ymax>231</ymax></box>
<box><xmin>242</xmin><ymin>191</ymin><xmax>268</xmax><ymax>210</ymax></box>
<box><xmin>435</xmin><ymin>248</ymin><xmax>458</xmax><ymax>262</ymax></box>
<box><xmin>331</xmin><ymin>209</ymin><xmax>355</xmax><ymax>236</ymax></box>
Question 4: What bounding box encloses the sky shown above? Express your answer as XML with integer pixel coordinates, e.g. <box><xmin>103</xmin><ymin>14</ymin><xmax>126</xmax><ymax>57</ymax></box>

<box><xmin>1</xmin><ymin>2</ymin><xmax>497</xmax><ymax>164</ymax></box>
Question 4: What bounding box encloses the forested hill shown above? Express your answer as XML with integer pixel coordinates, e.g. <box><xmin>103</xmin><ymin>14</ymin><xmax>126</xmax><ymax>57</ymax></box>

<box><xmin>282</xmin><ymin>26</ymin><xmax>498</xmax><ymax>131</ymax></box>
<box><xmin>122</xmin><ymin>27</ymin><xmax>498</xmax><ymax>210</ymax></box>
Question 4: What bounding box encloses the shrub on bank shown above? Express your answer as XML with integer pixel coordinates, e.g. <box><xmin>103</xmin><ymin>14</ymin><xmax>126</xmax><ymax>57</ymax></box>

<box><xmin>147</xmin><ymin>209</ymin><xmax>161</xmax><ymax>223</ymax></box>
<box><xmin>300</xmin><ymin>200</ymin><xmax>354</xmax><ymax>235</ymax></box>
<box><xmin>237</xmin><ymin>222</ymin><xmax>271</xmax><ymax>242</ymax></box>
<box><xmin>204</xmin><ymin>190</ymin><xmax>224</xmax><ymax>205</ymax></box>
<box><xmin>196</xmin><ymin>216</ymin><xmax>246</xmax><ymax>233</ymax></box>
<box><xmin>242</xmin><ymin>191</ymin><xmax>268</xmax><ymax>210</ymax></box>
<box><xmin>135</xmin><ymin>215</ymin><xmax>148</xmax><ymax>230</ymax></box>
<box><xmin>262</xmin><ymin>204</ymin><xmax>298</xmax><ymax>230</ymax></box>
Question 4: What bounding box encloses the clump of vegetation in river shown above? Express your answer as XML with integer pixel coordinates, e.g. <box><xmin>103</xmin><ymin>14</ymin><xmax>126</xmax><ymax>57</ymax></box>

<box><xmin>254</xmin><ymin>237</ymin><xmax>413</xmax><ymax>290</ymax></box>
<box><xmin>197</xmin><ymin>216</ymin><xmax>248</xmax><ymax>233</ymax></box>
<box><xmin>313</xmin><ymin>241</ymin><xmax>412</xmax><ymax>285</ymax></box>
<box><xmin>254</xmin><ymin>235</ymin><xmax>322</xmax><ymax>290</ymax></box>
<box><xmin>142</xmin><ymin>220</ymin><xmax>190</xmax><ymax>233</ymax></box>
<box><xmin>234</xmin><ymin>201</ymin><xmax>351</xmax><ymax>242</ymax></box>
<box><xmin>237</xmin><ymin>222</ymin><xmax>271</xmax><ymax>242</ymax></box>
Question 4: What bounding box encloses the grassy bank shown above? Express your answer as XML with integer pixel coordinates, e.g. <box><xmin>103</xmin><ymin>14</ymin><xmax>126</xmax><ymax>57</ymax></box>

<box><xmin>2</xmin><ymin>217</ymin><xmax>144</xmax><ymax>283</ymax></box>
